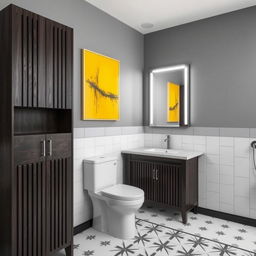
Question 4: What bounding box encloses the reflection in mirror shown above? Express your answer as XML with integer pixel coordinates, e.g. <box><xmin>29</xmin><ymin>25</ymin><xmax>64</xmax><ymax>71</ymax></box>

<box><xmin>149</xmin><ymin>65</ymin><xmax>190</xmax><ymax>127</ymax></box>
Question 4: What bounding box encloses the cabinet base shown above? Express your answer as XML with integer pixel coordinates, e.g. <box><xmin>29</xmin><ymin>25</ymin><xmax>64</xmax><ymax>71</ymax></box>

<box><xmin>65</xmin><ymin>244</ymin><xmax>73</xmax><ymax>256</ymax></box>
<box><xmin>143</xmin><ymin>202</ymin><xmax>198</xmax><ymax>224</ymax></box>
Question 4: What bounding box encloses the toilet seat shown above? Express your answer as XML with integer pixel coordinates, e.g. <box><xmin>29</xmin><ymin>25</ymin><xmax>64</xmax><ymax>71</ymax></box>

<box><xmin>101</xmin><ymin>184</ymin><xmax>144</xmax><ymax>201</ymax></box>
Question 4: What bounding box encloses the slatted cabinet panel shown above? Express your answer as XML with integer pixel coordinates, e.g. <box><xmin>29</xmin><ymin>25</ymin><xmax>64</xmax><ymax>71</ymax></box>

<box><xmin>46</xmin><ymin>133</ymin><xmax>73</xmax><ymax>255</ymax></box>
<box><xmin>14</xmin><ymin>135</ymin><xmax>46</xmax><ymax>256</ymax></box>
<box><xmin>12</xmin><ymin>5</ymin><xmax>73</xmax><ymax>109</ymax></box>
<box><xmin>16</xmin><ymin>162</ymin><xmax>47</xmax><ymax>256</ymax></box>
<box><xmin>154</xmin><ymin>162</ymin><xmax>182</xmax><ymax>207</ymax></box>
<box><xmin>47</xmin><ymin>158</ymin><xmax>72</xmax><ymax>254</ymax></box>
<box><xmin>12</xmin><ymin>6</ymin><xmax>45</xmax><ymax>108</ymax></box>
<box><xmin>46</xmin><ymin>20</ymin><xmax>73</xmax><ymax>109</ymax></box>
<box><xmin>130</xmin><ymin>161</ymin><xmax>155</xmax><ymax>201</ymax></box>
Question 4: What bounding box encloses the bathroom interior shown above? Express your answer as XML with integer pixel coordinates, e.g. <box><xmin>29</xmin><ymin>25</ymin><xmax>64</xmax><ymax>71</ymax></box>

<box><xmin>0</xmin><ymin>0</ymin><xmax>256</xmax><ymax>255</ymax></box>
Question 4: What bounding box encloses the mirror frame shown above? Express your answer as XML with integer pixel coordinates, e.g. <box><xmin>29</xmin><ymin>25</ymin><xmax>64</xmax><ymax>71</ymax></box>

<box><xmin>149</xmin><ymin>64</ymin><xmax>190</xmax><ymax>127</ymax></box>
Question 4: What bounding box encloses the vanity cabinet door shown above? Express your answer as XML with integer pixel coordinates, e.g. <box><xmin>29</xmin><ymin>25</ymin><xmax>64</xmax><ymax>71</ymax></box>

<box><xmin>154</xmin><ymin>163</ymin><xmax>182</xmax><ymax>207</ymax></box>
<box><xmin>130</xmin><ymin>160</ymin><xmax>155</xmax><ymax>201</ymax></box>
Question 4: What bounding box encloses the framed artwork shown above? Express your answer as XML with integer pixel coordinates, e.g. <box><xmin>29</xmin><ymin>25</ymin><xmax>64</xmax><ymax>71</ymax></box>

<box><xmin>82</xmin><ymin>49</ymin><xmax>120</xmax><ymax>120</ymax></box>
<box><xmin>167</xmin><ymin>82</ymin><xmax>180</xmax><ymax>123</ymax></box>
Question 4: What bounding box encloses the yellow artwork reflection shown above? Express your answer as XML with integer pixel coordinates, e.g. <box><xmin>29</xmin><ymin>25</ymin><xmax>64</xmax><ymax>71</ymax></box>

<box><xmin>82</xmin><ymin>49</ymin><xmax>120</xmax><ymax>120</ymax></box>
<box><xmin>167</xmin><ymin>82</ymin><xmax>180</xmax><ymax>123</ymax></box>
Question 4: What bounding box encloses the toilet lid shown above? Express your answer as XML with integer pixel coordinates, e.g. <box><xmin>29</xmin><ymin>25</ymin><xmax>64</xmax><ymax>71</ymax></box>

<box><xmin>101</xmin><ymin>184</ymin><xmax>144</xmax><ymax>201</ymax></box>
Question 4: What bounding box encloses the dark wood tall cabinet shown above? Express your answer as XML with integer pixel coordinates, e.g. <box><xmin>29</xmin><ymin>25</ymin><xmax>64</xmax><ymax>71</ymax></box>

<box><xmin>0</xmin><ymin>4</ymin><xmax>73</xmax><ymax>256</ymax></box>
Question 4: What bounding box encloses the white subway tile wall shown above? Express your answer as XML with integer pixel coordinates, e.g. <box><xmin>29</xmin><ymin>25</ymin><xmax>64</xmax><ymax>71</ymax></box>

<box><xmin>73</xmin><ymin>127</ymin><xmax>256</xmax><ymax>226</ymax></box>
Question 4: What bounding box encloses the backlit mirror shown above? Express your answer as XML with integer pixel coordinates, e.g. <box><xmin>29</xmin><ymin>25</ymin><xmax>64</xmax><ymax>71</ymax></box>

<box><xmin>149</xmin><ymin>64</ymin><xmax>190</xmax><ymax>127</ymax></box>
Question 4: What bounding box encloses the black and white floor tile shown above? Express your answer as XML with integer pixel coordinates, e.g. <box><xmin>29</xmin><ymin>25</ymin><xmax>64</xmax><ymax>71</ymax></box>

<box><xmin>136</xmin><ymin>206</ymin><xmax>256</xmax><ymax>253</ymax></box>
<box><xmin>55</xmin><ymin>205</ymin><xmax>256</xmax><ymax>256</ymax></box>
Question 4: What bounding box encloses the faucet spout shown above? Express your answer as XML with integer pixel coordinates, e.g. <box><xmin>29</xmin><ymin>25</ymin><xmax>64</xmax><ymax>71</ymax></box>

<box><xmin>164</xmin><ymin>135</ymin><xmax>171</xmax><ymax>149</ymax></box>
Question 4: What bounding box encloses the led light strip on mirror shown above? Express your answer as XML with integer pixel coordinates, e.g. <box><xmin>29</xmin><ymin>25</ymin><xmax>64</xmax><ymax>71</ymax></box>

<box><xmin>149</xmin><ymin>64</ymin><xmax>190</xmax><ymax>127</ymax></box>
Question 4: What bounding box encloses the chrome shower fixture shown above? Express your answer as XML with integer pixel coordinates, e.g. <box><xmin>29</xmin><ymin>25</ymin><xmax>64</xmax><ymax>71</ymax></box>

<box><xmin>251</xmin><ymin>141</ymin><xmax>256</xmax><ymax>171</ymax></box>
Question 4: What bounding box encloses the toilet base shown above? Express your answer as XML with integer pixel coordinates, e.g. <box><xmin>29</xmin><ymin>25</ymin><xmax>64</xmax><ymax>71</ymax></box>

<box><xmin>107</xmin><ymin>211</ymin><xmax>136</xmax><ymax>240</ymax></box>
<box><xmin>89</xmin><ymin>191</ymin><xmax>142</xmax><ymax>240</ymax></box>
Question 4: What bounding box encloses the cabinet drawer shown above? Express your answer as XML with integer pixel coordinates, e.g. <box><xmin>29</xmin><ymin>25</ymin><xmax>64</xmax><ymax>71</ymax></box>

<box><xmin>14</xmin><ymin>134</ymin><xmax>45</xmax><ymax>164</ymax></box>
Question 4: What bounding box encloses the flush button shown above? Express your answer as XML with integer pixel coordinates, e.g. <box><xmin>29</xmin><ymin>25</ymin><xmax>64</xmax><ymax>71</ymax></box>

<box><xmin>114</xmin><ymin>162</ymin><xmax>117</xmax><ymax>165</ymax></box>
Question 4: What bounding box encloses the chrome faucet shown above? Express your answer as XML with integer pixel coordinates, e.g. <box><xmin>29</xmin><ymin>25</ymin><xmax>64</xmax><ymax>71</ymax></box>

<box><xmin>164</xmin><ymin>135</ymin><xmax>171</xmax><ymax>149</ymax></box>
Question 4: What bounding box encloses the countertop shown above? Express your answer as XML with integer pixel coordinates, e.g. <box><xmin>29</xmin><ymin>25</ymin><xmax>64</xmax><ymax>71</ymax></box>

<box><xmin>121</xmin><ymin>148</ymin><xmax>204</xmax><ymax>160</ymax></box>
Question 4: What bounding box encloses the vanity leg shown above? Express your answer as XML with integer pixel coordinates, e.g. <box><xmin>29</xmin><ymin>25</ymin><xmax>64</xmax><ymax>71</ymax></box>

<box><xmin>192</xmin><ymin>206</ymin><xmax>198</xmax><ymax>214</ymax></box>
<box><xmin>65</xmin><ymin>244</ymin><xmax>73</xmax><ymax>256</ymax></box>
<box><xmin>181</xmin><ymin>210</ymin><xmax>187</xmax><ymax>224</ymax></box>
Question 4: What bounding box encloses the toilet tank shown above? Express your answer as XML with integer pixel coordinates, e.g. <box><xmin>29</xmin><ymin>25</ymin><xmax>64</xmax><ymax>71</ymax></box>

<box><xmin>83</xmin><ymin>156</ymin><xmax>118</xmax><ymax>192</ymax></box>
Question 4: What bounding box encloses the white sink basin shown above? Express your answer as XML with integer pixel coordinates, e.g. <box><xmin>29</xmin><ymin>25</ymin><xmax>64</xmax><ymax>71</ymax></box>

<box><xmin>144</xmin><ymin>148</ymin><xmax>180</xmax><ymax>155</ymax></box>
<box><xmin>122</xmin><ymin>148</ymin><xmax>204</xmax><ymax>160</ymax></box>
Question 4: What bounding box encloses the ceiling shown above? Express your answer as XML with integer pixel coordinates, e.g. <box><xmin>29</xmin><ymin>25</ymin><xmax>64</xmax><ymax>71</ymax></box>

<box><xmin>85</xmin><ymin>0</ymin><xmax>256</xmax><ymax>34</ymax></box>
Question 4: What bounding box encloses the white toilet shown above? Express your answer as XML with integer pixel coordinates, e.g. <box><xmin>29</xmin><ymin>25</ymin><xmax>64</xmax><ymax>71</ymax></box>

<box><xmin>83</xmin><ymin>155</ymin><xmax>144</xmax><ymax>239</ymax></box>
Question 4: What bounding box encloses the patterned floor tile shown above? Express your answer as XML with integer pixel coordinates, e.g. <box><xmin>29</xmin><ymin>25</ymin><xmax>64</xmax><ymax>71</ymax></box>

<box><xmin>54</xmin><ymin>205</ymin><xmax>256</xmax><ymax>256</ymax></box>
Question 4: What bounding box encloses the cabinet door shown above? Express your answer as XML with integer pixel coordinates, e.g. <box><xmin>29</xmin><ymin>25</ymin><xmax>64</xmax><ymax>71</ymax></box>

<box><xmin>12</xmin><ymin>6</ymin><xmax>46</xmax><ymax>107</ymax></box>
<box><xmin>14</xmin><ymin>135</ymin><xmax>47</xmax><ymax>256</ymax></box>
<box><xmin>154</xmin><ymin>162</ymin><xmax>182</xmax><ymax>207</ymax></box>
<box><xmin>130</xmin><ymin>160</ymin><xmax>155</xmax><ymax>201</ymax></box>
<box><xmin>45</xmin><ymin>19</ymin><xmax>73</xmax><ymax>109</ymax></box>
<box><xmin>46</xmin><ymin>133</ymin><xmax>72</xmax><ymax>254</ymax></box>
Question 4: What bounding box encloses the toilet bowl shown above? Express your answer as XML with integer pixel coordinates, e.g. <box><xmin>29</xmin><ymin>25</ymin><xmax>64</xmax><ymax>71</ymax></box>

<box><xmin>83</xmin><ymin>156</ymin><xmax>144</xmax><ymax>239</ymax></box>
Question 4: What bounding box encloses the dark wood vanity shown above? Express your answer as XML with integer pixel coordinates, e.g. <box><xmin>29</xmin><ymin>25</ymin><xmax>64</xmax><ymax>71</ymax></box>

<box><xmin>122</xmin><ymin>152</ymin><xmax>199</xmax><ymax>224</ymax></box>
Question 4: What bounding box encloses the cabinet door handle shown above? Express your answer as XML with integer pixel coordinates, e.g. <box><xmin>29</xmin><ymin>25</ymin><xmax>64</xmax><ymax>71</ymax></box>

<box><xmin>156</xmin><ymin>169</ymin><xmax>159</xmax><ymax>180</ymax></box>
<box><xmin>41</xmin><ymin>140</ymin><xmax>46</xmax><ymax>157</ymax></box>
<box><xmin>47</xmin><ymin>139</ymin><xmax>52</xmax><ymax>156</ymax></box>
<box><xmin>152</xmin><ymin>169</ymin><xmax>155</xmax><ymax>180</ymax></box>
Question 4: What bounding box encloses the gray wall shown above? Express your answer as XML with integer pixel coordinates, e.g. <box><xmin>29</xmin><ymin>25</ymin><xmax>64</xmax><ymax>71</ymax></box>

<box><xmin>0</xmin><ymin>0</ymin><xmax>144</xmax><ymax>128</ymax></box>
<box><xmin>144</xmin><ymin>6</ymin><xmax>256</xmax><ymax>128</ymax></box>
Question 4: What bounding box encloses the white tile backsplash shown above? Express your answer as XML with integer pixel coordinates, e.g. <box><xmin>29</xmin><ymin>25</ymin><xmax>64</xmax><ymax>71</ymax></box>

<box><xmin>170</xmin><ymin>135</ymin><xmax>182</xmax><ymax>149</ymax></box>
<box><xmin>220</xmin><ymin>165</ymin><xmax>234</xmax><ymax>177</ymax></box>
<box><xmin>220</xmin><ymin>173</ymin><xmax>234</xmax><ymax>185</ymax></box>
<box><xmin>220</xmin><ymin>137</ymin><xmax>234</xmax><ymax>147</ymax></box>
<box><xmin>234</xmin><ymin>196</ymin><xmax>250</xmax><ymax>217</ymax></box>
<box><xmin>207</xmin><ymin>164</ymin><xmax>220</xmax><ymax>183</ymax></box>
<box><xmin>207</xmin><ymin>191</ymin><xmax>220</xmax><ymax>210</ymax></box>
<box><xmin>206</xmin><ymin>136</ymin><xmax>220</xmax><ymax>155</ymax></box>
<box><xmin>73</xmin><ymin>130</ymin><xmax>256</xmax><ymax>226</ymax></box>
<box><xmin>206</xmin><ymin>154</ymin><xmax>220</xmax><ymax>165</ymax></box>
<box><xmin>234</xmin><ymin>157</ymin><xmax>250</xmax><ymax>178</ymax></box>
<box><xmin>234</xmin><ymin>177</ymin><xmax>249</xmax><ymax>197</ymax></box>
<box><xmin>234</xmin><ymin>138</ymin><xmax>250</xmax><ymax>158</ymax></box>
<box><xmin>182</xmin><ymin>135</ymin><xmax>194</xmax><ymax>144</ymax></box>
<box><xmin>182</xmin><ymin>143</ymin><xmax>194</xmax><ymax>151</ymax></box>
<box><xmin>220</xmin><ymin>202</ymin><xmax>234</xmax><ymax>214</ymax></box>
<box><xmin>193</xmin><ymin>136</ymin><xmax>206</xmax><ymax>145</ymax></box>
<box><xmin>207</xmin><ymin>182</ymin><xmax>219</xmax><ymax>193</ymax></box>
<box><xmin>220</xmin><ymin>146</ymin><xmax>234</xmax><ymax>166</ymax></box>
<box><xmin>220</xmin><ymin>184</ymin><xmax>234</xmax><ymax>204</ymax></box>
<box><xmin>194</xmin><ymin>144</ymin><xmax>206</xmax><ymax>152</ymax></box>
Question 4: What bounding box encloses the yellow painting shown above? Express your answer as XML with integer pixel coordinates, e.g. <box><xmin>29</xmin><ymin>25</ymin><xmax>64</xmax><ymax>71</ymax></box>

<box><xmin>82</xmin><ymin>49</ymin><xmax>120</xmax><ymax>120</ymax></box>
<box><xmin>167</xmin><ymin>82</ymin><xmax>180</xmax><ymax>123</ymax></box>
